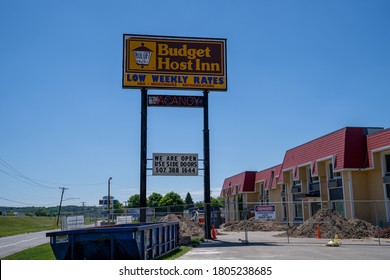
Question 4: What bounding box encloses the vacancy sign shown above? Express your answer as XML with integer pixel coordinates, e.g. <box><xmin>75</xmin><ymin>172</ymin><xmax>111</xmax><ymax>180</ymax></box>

<box><xmin>153</xmin><ymin>153</ymin><xmax>198</xmax><ymax>176</ymax></box>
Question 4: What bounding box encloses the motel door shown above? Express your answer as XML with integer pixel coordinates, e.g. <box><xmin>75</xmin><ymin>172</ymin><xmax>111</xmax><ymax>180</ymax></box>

<box><xmin>310</xmin><ymin>202</ymin><xmax>321</xmax><ymax>217</ymax></box>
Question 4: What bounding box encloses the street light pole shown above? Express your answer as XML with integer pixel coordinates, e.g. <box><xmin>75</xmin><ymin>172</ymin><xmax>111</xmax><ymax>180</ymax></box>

<box><xmin>108</xmin><ymin>177</ymin><xmax>112</xmax><ymax>223</ymax></box>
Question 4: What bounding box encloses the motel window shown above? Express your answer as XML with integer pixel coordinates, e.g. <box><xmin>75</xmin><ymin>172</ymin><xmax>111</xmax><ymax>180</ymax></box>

<box><xmin>294</xmin><ymin>203</ymin><xmax>303</xmax><ymax>221</ymax></box>
<box><xmin>292</xmin><ymin>180</ymin><xmax>302</xmax><ymax>193</ymax></box>
<box><xmin>308</xmin><ymin>167</ymin><xmax>320</xmax><ymax>195</ymax></box>
<box><xmin>282</xmin><ymin>196</ymin><xmax>287</xmax><ymax>221</ymax></box>
<box><xmin>269</xmin><ymin>171</ymin><xmax>274</xmax><ymax>189</ymax></box>
<box><xmin>385</xmin><ymin>154</ymin><xmax>390</xmax><ymax>175</ymax></box>
<box><xmin>281</xmin><ymin>184</ymin><xmax>286</xmax><ymax>197</ymax></box>
<box><xmin>329</xmin><ymin>187</ymin><xmax>343</xmax><ymax>200</ymax></box>
<box><xmin>307</xmin><ymin>168</ymin><xmax>312</xmax><ymax>182</ymax></box>
<box><xmin>311</xmin><ymin>176</ymin><xmax>319</xmax><ymax>183</ymax></box>
<box><xmin>328</xmin><ymin>163</ymin><xmax>343</xmax><ymax>189</ymax></box>
<box><xmin>332</xmin><ymin>201</ymin><xmax>345</xmax><ymax>217</ymax></box>
<box><xmin>259</xmin><ymin>183</ymin><xmax>265</xmax><ymax>204</ymax></box>
<box><xmin>329</xmin><ymin>163</ymin><xmax>341</xmax><ymax>179</ymax></box>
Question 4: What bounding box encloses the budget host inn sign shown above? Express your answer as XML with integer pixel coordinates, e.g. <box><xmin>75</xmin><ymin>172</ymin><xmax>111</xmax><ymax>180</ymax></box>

<box><xmin>122</xmin><ymin>34</ymin><xmax>227</xmax><ymax>91</ymax></box>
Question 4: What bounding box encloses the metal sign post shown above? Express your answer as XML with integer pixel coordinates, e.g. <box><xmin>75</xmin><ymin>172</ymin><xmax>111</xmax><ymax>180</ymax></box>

<box><xmin>140</xmin><ymin>87</ymin><xmax>147</xmax><ymax>222</ymax></box>
<box><xmin>203</xmin><ymin>89</ymin><xmax>211</xmax><ymax>239</ymax></box>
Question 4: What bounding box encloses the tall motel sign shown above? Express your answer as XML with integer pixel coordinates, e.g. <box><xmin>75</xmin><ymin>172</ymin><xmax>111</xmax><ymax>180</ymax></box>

<box><xmin>122</xmin><ymin>34</ymin><xmax>227</xmax><ymax>238</ymax></box>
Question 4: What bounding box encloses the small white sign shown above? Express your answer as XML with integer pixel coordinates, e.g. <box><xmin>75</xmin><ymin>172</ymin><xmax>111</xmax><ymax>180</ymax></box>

<box><xmin>116</xmin><ymin>216</ymin><xmax>133</xmax><ymax>224</ymax></box>
<box><xmin>153</xmin><ymin>153</ymin><xmax>198</xmax><ymax>176</ymax></box>
<box><xmin>255</xmin><ymin>205</ymin><xmax>276</xmax><ymax>220</ymax></box>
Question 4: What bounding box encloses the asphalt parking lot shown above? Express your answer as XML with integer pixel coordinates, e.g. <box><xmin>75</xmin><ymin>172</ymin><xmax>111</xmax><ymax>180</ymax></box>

<box><xmin>178</xmin><ymin>231</ymin><xmax>390</xmax><ymax>260</ymax></box>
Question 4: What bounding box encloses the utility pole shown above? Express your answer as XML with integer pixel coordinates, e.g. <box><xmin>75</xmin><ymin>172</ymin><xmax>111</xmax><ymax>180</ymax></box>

<box><xmin>57</xmin><ymin>187</ymin><xmax>68</xmax><ymax>226</ymax></box>
<box><xmin>81</xmin><ymin>201</ymin><xmax>86</xmax><ymax>215</ymax></box>
<box><xmin>107</xmin><ymin>177</ymin><xmax>112</xmax><ymax>223</ymax></box>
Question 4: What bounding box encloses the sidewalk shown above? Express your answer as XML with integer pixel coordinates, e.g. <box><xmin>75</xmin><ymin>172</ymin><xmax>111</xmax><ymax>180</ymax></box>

<box><xmin>178</xmin><ymin>231</ymin><xmax>390</xmax><ymax>260</ymax></box>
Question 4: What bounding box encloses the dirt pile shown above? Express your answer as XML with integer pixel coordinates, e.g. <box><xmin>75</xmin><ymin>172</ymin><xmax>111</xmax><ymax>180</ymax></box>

<box><xmin>222</xmin><ymin>217</ymin><xmax>288</xmax><ymax>232</ymax></box>
<box><xmin>289</xmin><ymin>209</ymin><xmax>378</xmax><ymax>239</ymax></box>
<box><xmin>159</xmin><ymin>214</ymin><xmax>204</xmax><ymax>245</ymax></box>
<box><xmin>221</xmin><ymin>209</ymin><xmax>379</xmax><ymax>239</ymax></box>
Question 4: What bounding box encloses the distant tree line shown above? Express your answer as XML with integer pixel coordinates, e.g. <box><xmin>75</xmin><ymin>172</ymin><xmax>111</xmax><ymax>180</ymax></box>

<box><xmin>126</xmin><ymin>191</ymin><xmax>223</xmax><ymax>213</ymax></box>
<box><xmin>1</xmin><ymin>192</ymin><xmax>223</xmax><ymax>217</ymax></box>
<box><xmin>0</xmin><ymin>205</ymin><xmax>101</xmax><ymax>217</ymax></box>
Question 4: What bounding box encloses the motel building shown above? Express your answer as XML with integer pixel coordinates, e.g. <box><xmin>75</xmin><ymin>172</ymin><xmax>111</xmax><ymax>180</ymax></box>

<box><xmin>220</xmin><ymin>127</ymin><xmax>390</xmax><ymax>227</ymax></box>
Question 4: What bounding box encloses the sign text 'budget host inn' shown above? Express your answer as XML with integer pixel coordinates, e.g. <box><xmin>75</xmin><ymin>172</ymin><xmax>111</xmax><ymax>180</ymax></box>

<box><xmin>123</xmin><ymin>34</ymin><xmax>227</xmax><ymax>91</ymax></box>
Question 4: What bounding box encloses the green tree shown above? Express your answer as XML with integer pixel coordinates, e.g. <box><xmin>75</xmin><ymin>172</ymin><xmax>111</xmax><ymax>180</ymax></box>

<box><xmin>159</xmin><ymin>191</ymin><xmax>185</xmax><ymax>213</ymax></box>
<box><xmin>148</xmin><ymin>192</ymin><xmax>163</xmax><ymax>208</ymax></box>
<box><xmin>35</xmin><ymin>207</ymin><xmax>49</xmax><ymax>217</ymax></box>
<box><xmin>211</xmin><ymin>197</ymin><xmax>224</xmax><ymax>208</ymax></box>
<box><xmin>184</xmin><ymin>192</ymin><xmax>194</xmax><ymax>209</ymax></box>
<box><xmin>194</xmin><ymin>197</ymin><xmax>223</xmax><ymax>208</ymax></box>
<box><xmin>195</xmin><ymin>201</ymin><xmax>204</xmax><ymax>208</ymax></box>
<box><xmin>127</xmin><ymin>194</ymin><xmax>141</xmax><ymax>208</ymax></box>
<box><xmin>113</xmin><ymin>200</ymin><xmax>124</xmax><ymax>214</ymax></box>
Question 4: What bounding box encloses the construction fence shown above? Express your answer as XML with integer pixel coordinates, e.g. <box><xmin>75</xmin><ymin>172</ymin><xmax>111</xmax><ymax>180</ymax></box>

<box><xmin>59</xmin><ymin>200</ymin><xmax>390</xmax><ymax>246</ymax></box>
<box><xmin>220</xmin><ymin>200</ymin><xmax>390</xmax><ymax>246</ymax></box>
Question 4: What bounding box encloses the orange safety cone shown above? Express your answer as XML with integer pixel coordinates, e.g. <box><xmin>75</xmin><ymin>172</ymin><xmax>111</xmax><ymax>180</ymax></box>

<box><xmin>317</xmin><ymin>224</ymin><xmax>321</xmax><ymax>239</ymax></box>
<box><xmin>211</xmin><ymin>224</ymin><xmax>217</xmax><ymax>239</ymax></box>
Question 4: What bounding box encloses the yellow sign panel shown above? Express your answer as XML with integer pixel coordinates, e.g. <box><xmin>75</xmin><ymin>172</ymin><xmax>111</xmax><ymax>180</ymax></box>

<box><xmin>123</xmin><ymin>34</ymin><xmax>227</xmax><ymax>91</ymax></box>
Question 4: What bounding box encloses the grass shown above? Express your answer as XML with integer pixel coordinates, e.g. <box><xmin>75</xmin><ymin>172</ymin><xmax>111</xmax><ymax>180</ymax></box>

<box><xmin>156</xmin><ymin>246</ymin><xmax>193</xmax><ymax>260</ymax></box>
<box><xmin>0</xmin><ymin>216</ymin><xmax>196</xmax><ymax>260</ymax></box>
<box><xmin>2</xmin><ymin>243</ymin><xmax>55</xmax><ymax>260</ymax></box>
<box><xmin>2</xmin><ymin>243</ymin><xmax>193</xmax><ymax>260</ymax></box>
<box><xmin>0</xmin><ymin>216</ymin><xmax>58</xmax><ymax>237</ymax></box>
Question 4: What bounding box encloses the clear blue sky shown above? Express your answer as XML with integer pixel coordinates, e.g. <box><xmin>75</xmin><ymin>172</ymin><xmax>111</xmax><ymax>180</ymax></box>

<box><xmin>1</xmin><ymin>0</ymin><xmax>389</xmax><ymax>207</ymax></box>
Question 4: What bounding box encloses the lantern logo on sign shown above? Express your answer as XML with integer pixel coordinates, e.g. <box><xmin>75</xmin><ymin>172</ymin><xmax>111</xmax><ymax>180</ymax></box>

<box><xmin>133</xmin><ymin>43</ymin><xmax>153</xmax><ymax>67</ymax></box>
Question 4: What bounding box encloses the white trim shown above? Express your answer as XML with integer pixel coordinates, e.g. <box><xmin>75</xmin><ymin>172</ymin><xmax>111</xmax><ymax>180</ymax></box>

<box><xmin>315</xmin><ymin>155</ymin><xmax>334</xmax><ymax>164</ymax></box>
<box><xmin>297</xmin><ymin>161</ymin><xmax>312</xmax><ymax>168</ymax></box>
<box><xmin>380</xmin><ymin>150</ymin><xmax>390</xmax><ymax>177</ymax></box>
<box><xmin>380</xmin><ymin>151</ymin><xmax>390</xmax><ymax>224</ymax></box>
<box><xmin>295</xmin><ymin>162</ymin><xmax>312</xmax><ymax>181</ymax></box>
<box><xmin>372</xmin><ymin>145</ymin><xmax>390</xmax><ymax>155</ymax></box>
<box><xmin>348</xmin><ymin>171</ymin><xmax>355</xmax><ymax>218</ymax></box>
<box><xmin>255</xmin><ymin>179</ymin><xmax>266</xmax><ymax>184</ymax></box>
<box><xmin>364</xmin><ymin>145</ymin><xmax>390</xmax><ymax>171</ymax></box>
<box><xmin>282</xmin><ymin>167</ymin><xmax>295</xmax><ymax>174</ymax></box>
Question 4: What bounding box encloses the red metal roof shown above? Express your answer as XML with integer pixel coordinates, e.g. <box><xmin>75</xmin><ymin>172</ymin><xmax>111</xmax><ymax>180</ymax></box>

<box><xmin>220</xmin><ymin>171</ymin><xmax>257</xmax><ymax>196</ymax></box>
<box><xmin>280</xmin><ymin>127</ymin><xmax>373</xmax><ymax>180</ymax></box>
<box><xmin>220</xmin><ymin>127</ymin><xmax>388</xmax><ymax>196</ymax></box>
<box><xmin>255</xmin><ymin>164</ymin><xmax>282</xmax><ymax>190</ymax></box>
<box><xmin>367</xmin><ymin>128</ymin><xmax>390</xmax><ymax>168</ymax></box>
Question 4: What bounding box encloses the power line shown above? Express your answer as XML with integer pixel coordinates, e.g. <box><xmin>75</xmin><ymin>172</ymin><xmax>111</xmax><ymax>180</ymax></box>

<box><xmin>0</xmin><ymin>196</ymin><xmax>58</xmax><ymax>207</ymax></box>
<box><xmin>0</xmin><ymin>157</ymin><xmax>105</xmax><ymax>189</ymax></box>
<box><xmin>27</xmin><ymin>178</ymin><xmax>105</xmax><ymax>187</ymax></box>
<box><xmin>0</xmin><ymin>158</ymin><xmax>57</xmax><ymax>190</ymax></box>
<box><xmin>0</xmin><ymin>196</ymin><xmax>36</xmax><ymax>206</ymax></box>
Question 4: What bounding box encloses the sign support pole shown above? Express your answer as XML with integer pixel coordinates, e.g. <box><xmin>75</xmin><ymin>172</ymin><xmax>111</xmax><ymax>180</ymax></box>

<box><xmin>140</xmin><ymin>87</ymin><xmax>148</xmax><ymax>222</ymax></box>
<box><xmin>203</xmin><ymin>89</ymin><xmax>212</xmax><ymax>239</ymax></box>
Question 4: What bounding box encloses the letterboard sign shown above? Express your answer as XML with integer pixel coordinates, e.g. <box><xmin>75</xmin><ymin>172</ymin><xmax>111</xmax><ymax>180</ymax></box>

<box><xmin>153</xmin><ymin>153</ymin><xmax>198</xmax><ymax>176</ymax></box>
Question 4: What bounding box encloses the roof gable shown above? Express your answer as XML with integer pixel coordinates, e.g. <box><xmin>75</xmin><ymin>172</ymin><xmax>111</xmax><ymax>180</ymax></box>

<box><xmin>280</xmin><ymin>127</ymin><xmax>372</xmax><ymax>179</ymax></box>
<box><xmin>367</xmin><ymin>128</ymin><xmax>390</xmax><ymax>168</ymax></box>
<box><xmin>255</xmin><ymin>164</ymin><xmax>282</xmax><ymax>190</ymax></box>
<box><xmin>220</xmin><ymin>171</ymin><xmax>256</xmax><ymax>196</ymax></box>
